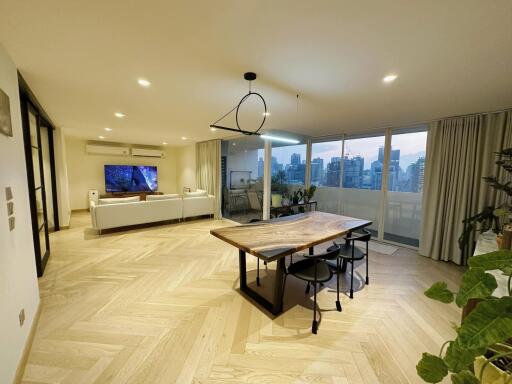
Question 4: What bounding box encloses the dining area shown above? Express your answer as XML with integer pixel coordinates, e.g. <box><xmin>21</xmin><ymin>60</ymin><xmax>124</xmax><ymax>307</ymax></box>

<box><xmin>210</xmin><ymin>211</ymin><xmax>373</xmax><ymax>334</ymax></box>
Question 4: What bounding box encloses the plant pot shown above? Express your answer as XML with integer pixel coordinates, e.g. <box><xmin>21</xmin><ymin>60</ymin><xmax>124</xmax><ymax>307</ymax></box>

<box><xmin>271</xmin><ymin>194</ymin><xmax>282</xmax><ymax>207</ymax></box>
<box><xmin>474</xmin><ymin>355</ymin><xmax>511</xmax><ymax>383</ymax></box>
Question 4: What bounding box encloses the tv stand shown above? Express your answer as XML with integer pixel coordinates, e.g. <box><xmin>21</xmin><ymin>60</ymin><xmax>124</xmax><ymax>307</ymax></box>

<box><xmin>100</xmin><ymin>191</ymin><xmax>163</xmax><ymax>201</ymax></box>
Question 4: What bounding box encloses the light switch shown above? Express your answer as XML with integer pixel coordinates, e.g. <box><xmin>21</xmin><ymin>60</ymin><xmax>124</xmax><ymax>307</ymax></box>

<box><xmin>5</xmin><ymin>186</ymin><xmax>13</xmax><ymax>201</ymax></box>
<box><xmin>7</xmin><ymin>201</ymin><xmax>14</xmax><ymax>216</ymax></box>
<box><xmin>8</xmin><ymin>216</ymin><xmax>15</xmax><ymax>231</ymax></box>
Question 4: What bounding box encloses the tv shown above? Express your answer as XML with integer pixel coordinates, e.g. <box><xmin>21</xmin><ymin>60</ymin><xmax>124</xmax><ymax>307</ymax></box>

<box><xmin>104</xmin><ymin>165</ymin><xmax>158</xmax><ymax>193</ymax></box>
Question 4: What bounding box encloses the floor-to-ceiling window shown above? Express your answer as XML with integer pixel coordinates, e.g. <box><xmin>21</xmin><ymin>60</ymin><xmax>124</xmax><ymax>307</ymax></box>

<box><xmin>383</xmin><ymin>128</ymin><xmax>427</xmax><ymax>246</ymax></box>
<box><xmin>339</xmin><ymin>133</ymin><xmax>386</xmax><ymax>237</ymax></box>
<box><xmin>221</xmin><ymin>135</ymin><xmax>264</xmax><ymax>223</ymax></box>
<box><xmin>309</xmin><ymin>127</ymin><xmax>428</xmax><ymax>247</ymax></box>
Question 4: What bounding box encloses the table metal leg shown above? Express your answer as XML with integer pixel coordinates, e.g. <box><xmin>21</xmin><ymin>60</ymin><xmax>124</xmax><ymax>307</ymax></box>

<box><xmin>238</xmin><ymin>250</ymin><xmax>285</xmax><ymax>316</ymax></box>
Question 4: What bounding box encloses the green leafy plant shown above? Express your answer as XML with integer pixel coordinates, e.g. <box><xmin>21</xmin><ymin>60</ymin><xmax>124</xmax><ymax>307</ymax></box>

<box><xmin>304</xmin><ymin>185</ymin><xmax>317</xmax><ymax>203</ymax></box>
<box><xmin>291</xmin><ymin>188</ymin><xmax>304</xmax><ymax>204</ymax></box>
<box><xmin>459</xmin><ymin>148</ymin><xmax>512</xmax><ymax>254</ymax></box>
<box><xmin>416</xmin><ymin>249</ymin><xmax>512</xmax><ymax>383</ymax></box>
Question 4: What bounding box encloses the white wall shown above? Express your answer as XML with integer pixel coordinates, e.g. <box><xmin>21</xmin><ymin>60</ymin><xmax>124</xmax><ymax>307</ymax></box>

<box><xmin>176</xmin><ymin>144</ymin><xmax>196</xmax><ymax>193</ymax></box>
<box><xmin>66</xmin><ymin>137</ymin><xmax>180</xmax><ymax>210</ymax></box>
<box><xmin>0</xmin><ymin>45</ymin><xmax>40</xmax><ymax>384</ymax></box>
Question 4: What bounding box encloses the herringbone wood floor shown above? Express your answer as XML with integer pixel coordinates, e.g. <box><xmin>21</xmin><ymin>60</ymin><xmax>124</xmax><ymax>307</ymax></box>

<box><xmin>21</xmin><ymin>212</ymin><xmax>463</xmax><ymax>384</ymax></box>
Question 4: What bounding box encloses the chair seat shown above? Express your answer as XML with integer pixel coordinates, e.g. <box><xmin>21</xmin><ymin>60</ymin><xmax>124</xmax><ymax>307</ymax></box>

<box><xmin>327</xmin><ymin>243</ymin><xmax>366</xmax><ymax>260</ymax></box>
<box><xmin>288</xmin><ymin>259</ymin><xmax>332</xmax><ymax>283</ymax></box>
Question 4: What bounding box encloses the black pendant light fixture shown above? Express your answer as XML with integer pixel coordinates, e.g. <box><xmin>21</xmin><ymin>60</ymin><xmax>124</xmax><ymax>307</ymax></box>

<box><xmin>209</xmin><ymin>72</ymin><xmax>267</xmax><ymax>136</ymax></box>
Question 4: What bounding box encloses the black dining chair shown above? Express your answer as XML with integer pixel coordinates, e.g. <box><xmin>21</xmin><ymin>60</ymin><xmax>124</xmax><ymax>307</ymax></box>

<box><xmin>327</xmin><ymin>229</ymin><xmax>371</xmax><ymax>299</ymax></box>
<box><xmin>282</xmin><ymin>244</ymin><xmax>341</xmax><ymax>334</ymax></box>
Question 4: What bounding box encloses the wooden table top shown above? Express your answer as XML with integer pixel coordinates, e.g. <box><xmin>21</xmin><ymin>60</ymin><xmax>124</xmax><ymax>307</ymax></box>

<box><xmin>210</xmin><ymin>211</ymin><xmax>372</xmax><ymax>261</ymax></box>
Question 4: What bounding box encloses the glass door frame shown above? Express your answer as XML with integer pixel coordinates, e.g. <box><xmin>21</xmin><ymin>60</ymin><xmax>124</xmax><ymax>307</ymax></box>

<box><xmin>306</xmin><ymin>126</ymin><xmax>428</xmax><ymax>249</ymax></box>
<box><xmin>19</xmin><ymin>86</ymin><xmax>59</xmax><ymax>277</ymax></box>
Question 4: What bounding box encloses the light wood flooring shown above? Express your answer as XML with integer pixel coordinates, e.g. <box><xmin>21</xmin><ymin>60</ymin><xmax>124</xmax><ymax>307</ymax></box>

<box><xmin>20</xmin><ymin>212</ymin><xmax>464</xmax><ymax>384</ymax></box>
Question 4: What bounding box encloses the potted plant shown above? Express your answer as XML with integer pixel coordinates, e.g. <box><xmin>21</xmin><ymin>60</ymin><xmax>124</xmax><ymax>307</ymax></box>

<box><xmin>291</xmin><ymin>188</ymin><xmax>304</xmax><ymax>204</ymax></box>
<box><xmin>416</xmin><ymin>249</ymin><xmax>512</xmax><ymax>383</ymax></box>
<box><xmin>459</xmin><ymin>148</ymin><xmax>512</xmax><ymax>254</ymax></box>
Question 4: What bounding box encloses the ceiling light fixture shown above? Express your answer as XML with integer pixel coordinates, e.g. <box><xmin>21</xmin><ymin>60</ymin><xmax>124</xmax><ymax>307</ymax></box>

<box><xmin>263</xmin><ymin>112</ymin><xmax>271</xmax><ymax>116</ymax></box>
<box><xmin>209</xmin><ymin>72</ymin><xmax>267</xmax><ymax>136</ymax></box>
<box><xmin>138</xmin><ymin>78</ymin><xmax>151</xmax><ymax>87</ymax></box>
<box><xmin>162</xmin><ymin>142</ymin><xmax>168</xmax><ymax>145</ymax></box>
<box><xmin>104</xmin><ymin>127</ymin><xmax>112</xmax><ymax>132</ymax></box>
<box><xmin>114</xmin><ymin>112</ymin><xmax>126</xmax><ymax>118</ymax></box>
<box><xmin>98</xmin><ymin>135</ymin><xmax>106</xmax><ymax>139</ymax></box>
<box><xmin>210</xmin><ymin>127</ymin><xmax>217</xmax><ymax>132</ymax></box>
<box><xmin>181</xmin><ymin>136</ymin><xmax>187</xmax><ymax>140</ymax></box>
<box><xmin>260</xmin><ymin>134</ymin><xmax>300</xmax><ymax>144</ymax></box>
<box><xmin>383</xmin><ymin>74</ymin><xmax>398</xmax><ymax>83</ymax></box>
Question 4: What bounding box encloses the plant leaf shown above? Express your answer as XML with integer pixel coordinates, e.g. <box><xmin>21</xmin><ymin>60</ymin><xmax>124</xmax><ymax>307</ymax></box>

<box><xmin>425</xmin><ymin>282</ymin><xmax>454</xmax><ymax>303</ymax></box>
<box><xmin>455</xmin><ymin>268</ymin><xmax>498</xmax><ymax>307</ymax></box>
<box><xmin>450</xmin><ymin>370</ymin><xmax>480</xmax><ymax>384</ymax></box>
<box><xmin>416</xmin><ymin>353</ymin><xmax>448</xmax><ymax>383</ymax></box>
<box><xmin>458</xmin><ymin>296</ymin><xmax>512</xmax><ymax>349</ymax></box>
<box><xmin>468</xmin><ymin>250</ymin><xmax>512</xmax><ymax>271</ymax></box>
<box><xmin>444</xmin><ymin>341</ymin><xmax>485</xmax><ymax>373</ymax></box>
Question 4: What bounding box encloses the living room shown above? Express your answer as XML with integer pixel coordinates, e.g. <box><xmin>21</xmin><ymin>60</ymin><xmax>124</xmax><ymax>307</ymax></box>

<box><xmin>1</xmin><ymin>1</ymin><xmax>512</xmax><ymax>383</ymax></box>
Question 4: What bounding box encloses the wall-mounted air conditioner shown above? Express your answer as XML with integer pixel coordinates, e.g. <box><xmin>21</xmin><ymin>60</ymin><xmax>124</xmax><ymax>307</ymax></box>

<box><xmin>86</xmin><ymin>144</ymin><xmax>130</xmax><ymax>156</ymax></box>
<box><xmin>131</xmin><ymin>148</ymin><xmax>165</xmax><ymax>158</ymax></box>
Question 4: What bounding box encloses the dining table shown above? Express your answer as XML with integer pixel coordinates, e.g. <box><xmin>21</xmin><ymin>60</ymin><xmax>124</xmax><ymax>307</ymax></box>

<box><xmin>210</xmin><ymin>211</ymin><xmax>372</xmax><ymax>315</ymax></box>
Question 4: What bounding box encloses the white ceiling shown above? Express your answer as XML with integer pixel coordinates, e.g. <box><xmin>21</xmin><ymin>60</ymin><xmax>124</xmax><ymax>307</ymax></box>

<box><xmin>1</xmin><ymin>0</ymin><xmax>511</xmax><ymax>146</ymax></box>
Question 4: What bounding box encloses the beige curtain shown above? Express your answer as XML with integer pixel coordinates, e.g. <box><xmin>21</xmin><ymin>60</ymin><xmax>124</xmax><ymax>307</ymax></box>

<box><xmin>196</xmin><ymin>139</ymin><xmax>221</xmax><ymax>218</ymax></box>
<box><xmin>419</xmin><ymin>110</ymin><xmax>512</xmax><ymax>264</ymax></box>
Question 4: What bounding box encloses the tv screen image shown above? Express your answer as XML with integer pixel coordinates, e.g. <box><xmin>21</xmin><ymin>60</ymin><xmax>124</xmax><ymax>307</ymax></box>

<box><xmin>104</xmin><ymin>165</ymin><xmax>158</xmax><ymax>192</ymax></box>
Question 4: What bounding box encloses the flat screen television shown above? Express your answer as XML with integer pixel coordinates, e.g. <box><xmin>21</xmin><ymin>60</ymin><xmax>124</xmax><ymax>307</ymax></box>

<box><xmin>104</xmin><ymin>165</ymin><xmax>158</xmax><ymax>193</ymax></box>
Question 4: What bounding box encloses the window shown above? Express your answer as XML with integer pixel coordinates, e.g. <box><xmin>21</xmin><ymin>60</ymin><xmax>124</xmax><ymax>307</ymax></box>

<box><xmin>383</xmin><ymin>129</ymin><xmax>428</xmax><ymax>246</ymax></box>
<box><xmin>311</xmin><ymin>140</ymin><xmax>343</xmax><ymax>187</ymax></box>
<box><xmin>342</xmin><ymin>135</ymin><xmax>386</xmax><ymax>190</ymax></box>
<box><xmin>271</xmin><ymin>143</ymin><xmax>307</xmax><ymax>185</ymax></box>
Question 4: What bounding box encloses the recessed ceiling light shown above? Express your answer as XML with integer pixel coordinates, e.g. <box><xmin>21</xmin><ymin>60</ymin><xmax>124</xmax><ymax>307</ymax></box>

<box><xmin>181</xmin><ymin>136</ymin><xmax>187</xmax><ymax>140</ymax></box>
<box><xmin>114</xmin><ymin>112</ymin><xmax>126</xmax><ymax>118</ymax></box>
<box><xmin>162</xmin><ymin>142</ymin><xmax>168</xmax><ymax>145</ymax></box>
<box><xmin>383</xmin><ymin>74</ymin><xmax>398</xmax><ymax>83</ymax></box>
<box><xmin>137</xmin><ymin>78</ymin><xmax>151</xmax><ymax>87</ymax></box>
<box><xmin>104</xmin><ymin>127</ymin><xmax>112</xmax><ymax>132</ymax></box>
<box><xmin>98</xmin><ymin>135</ymin><xmax>106</xmax><ymax>139</ymax></box>
<box><xmin>263</xmin><ymin>112</ymin><xmax>271</xmax><ymax>116</ymax></box>
<box><xmin>210</xmin><ymin>127</ymin><xmax>217</xmax><ymax>132</ymax></box>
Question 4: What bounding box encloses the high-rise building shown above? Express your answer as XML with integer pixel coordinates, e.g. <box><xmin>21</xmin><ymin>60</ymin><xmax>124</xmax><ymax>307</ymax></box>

<box><xmin>257</xmin><ymin>157</ymin><xmax>264</xmax><ymax>178</ymax></box>
<box><xmin>310</xmin><ymin>157</ymin><xmax>324</xmax><ymax>185</ymax></box>
<box><xmin>291</xmin><ymin>153</ymin><xmax>301</xmax><ymax>166</ymax></box>
<box><xmin>326</xmin><ymin>157</ymin><xmax>342</xmax><ymax>187</ymax></box>
<box><xmin>342</xmin><ymin>156</ymin><xmax>364</xmax><ymax>188</ymax></box>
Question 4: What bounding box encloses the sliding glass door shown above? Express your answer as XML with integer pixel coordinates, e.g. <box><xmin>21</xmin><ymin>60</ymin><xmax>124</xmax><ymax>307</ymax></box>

<box><xmin>21</xmin><ymin>95</ymin><xmax>59</xmax><ymax>277</ymax></box>
<box><xmin>310</xmin><ymin>127</ymin><xmax>428</xmax><ymax>247</ymax></box>
<box><xmin>383</xmin><ymin>128</ymin><xmax>427</xmax><ymax>246</ymax></box>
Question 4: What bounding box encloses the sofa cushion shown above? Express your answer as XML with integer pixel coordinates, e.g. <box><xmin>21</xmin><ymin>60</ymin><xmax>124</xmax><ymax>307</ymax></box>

<box><xmin>184</xmin><ymin>190</ymin><xmax>208</xmax><ymax>197</ymax></box>
<box><xmin>146</xmin><ymin>194</ymin><xmax>180</xmax><ymax>201</ymax></box>
<box><xmin>99</xmin><ymin>196</ymin><xmax>140</xmax><ymax>205</ymax></box>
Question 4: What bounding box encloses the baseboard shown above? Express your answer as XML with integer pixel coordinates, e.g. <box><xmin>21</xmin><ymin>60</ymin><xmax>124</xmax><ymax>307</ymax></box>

<box><xmin>13</xmin><ymin>301</ymin><xmax>42</xmax><ymax>384</ymax></box>
<box><xmin>71</xmin><ymin>208</ymin><xmax>88</xmax><ymax>213</ymax></box>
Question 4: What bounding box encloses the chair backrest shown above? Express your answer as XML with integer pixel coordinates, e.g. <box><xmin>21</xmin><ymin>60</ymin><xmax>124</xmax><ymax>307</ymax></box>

<box><xmin>350</xmin><ymin>228</ymin><xmax>372</xmax><ymax>243</ymax></box>
<box><xmin>305</xmin><ymin>243</ymin><xmax>340</xmax><ymax>260</ymax></box>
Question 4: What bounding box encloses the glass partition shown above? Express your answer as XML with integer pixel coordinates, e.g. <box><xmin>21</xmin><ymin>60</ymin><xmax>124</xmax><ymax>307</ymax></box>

<box><xmin>221</xmin><ymin>136</ymin><xmax>264</xmax><ymax>223</ymax></box>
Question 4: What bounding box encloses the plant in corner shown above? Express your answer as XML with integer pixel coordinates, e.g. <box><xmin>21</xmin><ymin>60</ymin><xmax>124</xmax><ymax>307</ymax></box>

<box><xmin>416</xmin><ymin>249</ymin><xmax>512</xmax><ymax>383</ymax></box>
<box><xmin>459</xmin><ymin>148</ymin><xmax>512</xmax><ymax>255</ymax></box>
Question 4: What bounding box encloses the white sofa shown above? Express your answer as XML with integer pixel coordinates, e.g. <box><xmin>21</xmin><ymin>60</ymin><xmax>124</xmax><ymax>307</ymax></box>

<box><xmin>90</xmin><ymin>195</ymin><xmax>215</xmax><ymax>232</ymax></box>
